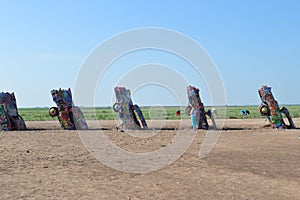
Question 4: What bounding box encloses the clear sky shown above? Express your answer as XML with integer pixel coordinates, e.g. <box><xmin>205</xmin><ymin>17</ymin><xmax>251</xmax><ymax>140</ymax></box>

<box><xmin>0</xmin><ymin>0</ymin><xmax>299</xmax><ymax>107</ymax></box>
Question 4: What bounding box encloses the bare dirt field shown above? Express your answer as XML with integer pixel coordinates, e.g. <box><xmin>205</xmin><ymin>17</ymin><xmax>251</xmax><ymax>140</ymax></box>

<box><xmin>0</xmin><ymin>119</ymin><xmax>300</xmax><ymax>200</ymax></box>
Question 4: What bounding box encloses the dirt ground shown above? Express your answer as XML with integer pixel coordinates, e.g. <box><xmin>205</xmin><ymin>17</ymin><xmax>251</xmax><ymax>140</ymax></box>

<box><xmin>0</xmin><ymin>118</ymin><xmax>299</xmax><ymax>200</ymax></box>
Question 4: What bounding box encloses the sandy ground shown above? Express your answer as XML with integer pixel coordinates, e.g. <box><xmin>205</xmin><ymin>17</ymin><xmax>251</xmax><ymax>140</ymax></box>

<box><xmin>0</xmin><ymin>118</ymin><xmax>300</xmax><ymax>200</ymax></box>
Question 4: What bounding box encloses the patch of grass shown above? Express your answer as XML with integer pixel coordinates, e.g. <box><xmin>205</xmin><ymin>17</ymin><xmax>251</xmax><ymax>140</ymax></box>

<box><xmin>18</xmin><ymin>108</ymin><xmax>55</xmax><ymax>121</ymax></box>
<box><xmin>17</xmin><ymin>105</ymin><xmax>300</xmax><ymax>121</ymax></box>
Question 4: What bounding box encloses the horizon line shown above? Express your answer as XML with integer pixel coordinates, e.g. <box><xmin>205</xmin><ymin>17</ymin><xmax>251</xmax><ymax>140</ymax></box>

<box><xmin>19</xmin><ymin>104</ymin><xmax>300</xmax><ymax>109</ymax></box>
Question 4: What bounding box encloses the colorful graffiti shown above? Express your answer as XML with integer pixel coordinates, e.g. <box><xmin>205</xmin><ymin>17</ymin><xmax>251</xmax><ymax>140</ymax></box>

<box><xmin>258</xmin><ymin>85</ymin><xmax>295</xmax><ymax>129</ymax></box>
<box><xmin>0</xmin><ymin>92</ymin><xmax>26</xmax><ymax>131</ymax></box>
<box><xmin>49</xmin><ymin>88</ymin><xmax>88</xmax><ymax>130</ymax></box>
<box><xmin>187</xmin><ymin>86</ymin><xmax>216</xmax><ymax>130</ymax></box>
<box><xmin>114</xmin><ymin>87</ymin><xmax>147</xmax><ymax>130</ymax></box>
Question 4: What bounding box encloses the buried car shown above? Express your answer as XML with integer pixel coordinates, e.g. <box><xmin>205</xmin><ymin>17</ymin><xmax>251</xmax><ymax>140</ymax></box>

<box><xmin>258</xmin><ymin>85</ymin><xmax>295</xmax><ymax>129</ymax></box>
<box><xmin>0</xmin><ymin>92</ymin><xmax>26</xmax><ymax>131</ymax></box>
<box><xmin>49</xmin><ymin>88</ymin><xmax>88</xmax><ymax>130</ymax></box>
<box><xmin>187</xmin><ymin>85</ymin><xmax>216</xmax><ymax>130</ymax></box>
<box><xmin>113</xmin><ymin>87</ymin><xmax>147</xmax><ymax>130</ymax></box>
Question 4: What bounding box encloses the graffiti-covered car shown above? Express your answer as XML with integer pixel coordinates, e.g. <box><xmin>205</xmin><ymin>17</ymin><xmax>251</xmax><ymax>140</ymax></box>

<box><xmin>187</xmin><ymin>85</ymin><xmax>216</xmax><ymax>130</ymax></box>
<box><xmin>0</xmin><ymin>92</ymin><xmax>26</xmax><ymax>131</ymax></box>
<box><xmin>113</xmin><ymin>87</ymin><xmax>147</xmax><ymax>130</ymax></box>
<box><xmin>49</xmin><ymin>88</ymin><xmax>88</xmax><ymax>130</ymax></box>
<box><xmin>258</xmin><ymin>85</ymin><xmax>295</xmax><ymax>129</ymax></box>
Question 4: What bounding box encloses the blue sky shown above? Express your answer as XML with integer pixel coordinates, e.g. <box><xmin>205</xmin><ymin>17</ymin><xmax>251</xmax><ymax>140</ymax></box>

<box><xmin>0</xmin><ymin>0</ymin><xmax>300</xmax><ymax>107</ymax></box>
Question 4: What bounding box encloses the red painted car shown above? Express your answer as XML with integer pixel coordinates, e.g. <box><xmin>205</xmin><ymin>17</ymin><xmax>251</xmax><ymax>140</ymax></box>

<box><xmin>49</xmin><ymin>88</ymin><xmax>88</xmax><ymax>130</ymax></box>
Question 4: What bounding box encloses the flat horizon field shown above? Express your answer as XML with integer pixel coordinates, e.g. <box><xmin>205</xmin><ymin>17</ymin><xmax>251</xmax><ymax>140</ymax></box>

<box><xmin>18</xmin><ymin>105</ymin><xmax>300</xmax><ymax>121</ymax></box>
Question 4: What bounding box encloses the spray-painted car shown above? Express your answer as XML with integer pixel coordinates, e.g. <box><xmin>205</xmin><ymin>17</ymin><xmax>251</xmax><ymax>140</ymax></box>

<box><xmin>187</xmin><ymin>85</ymin><xmax>216</xmax><ymax>130</ymax></box>
<box><xmin>0</xmin><ymin>92</ymin><xmax>26</xmax><ymax>131</ymax></box>
<box><xmin>49</xmin><ymin>88</ymin><xmax>88</xmax><ymax>130</ymax></box>
<box><xmin>258</xmin><ymin>85</ymin><xmax>295</xmax><ymax>129</ymax></box>
<box><xmin>113</xmin><ymin>87</ymin><xmax>147</xmax><ymax>130</ymax></box>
